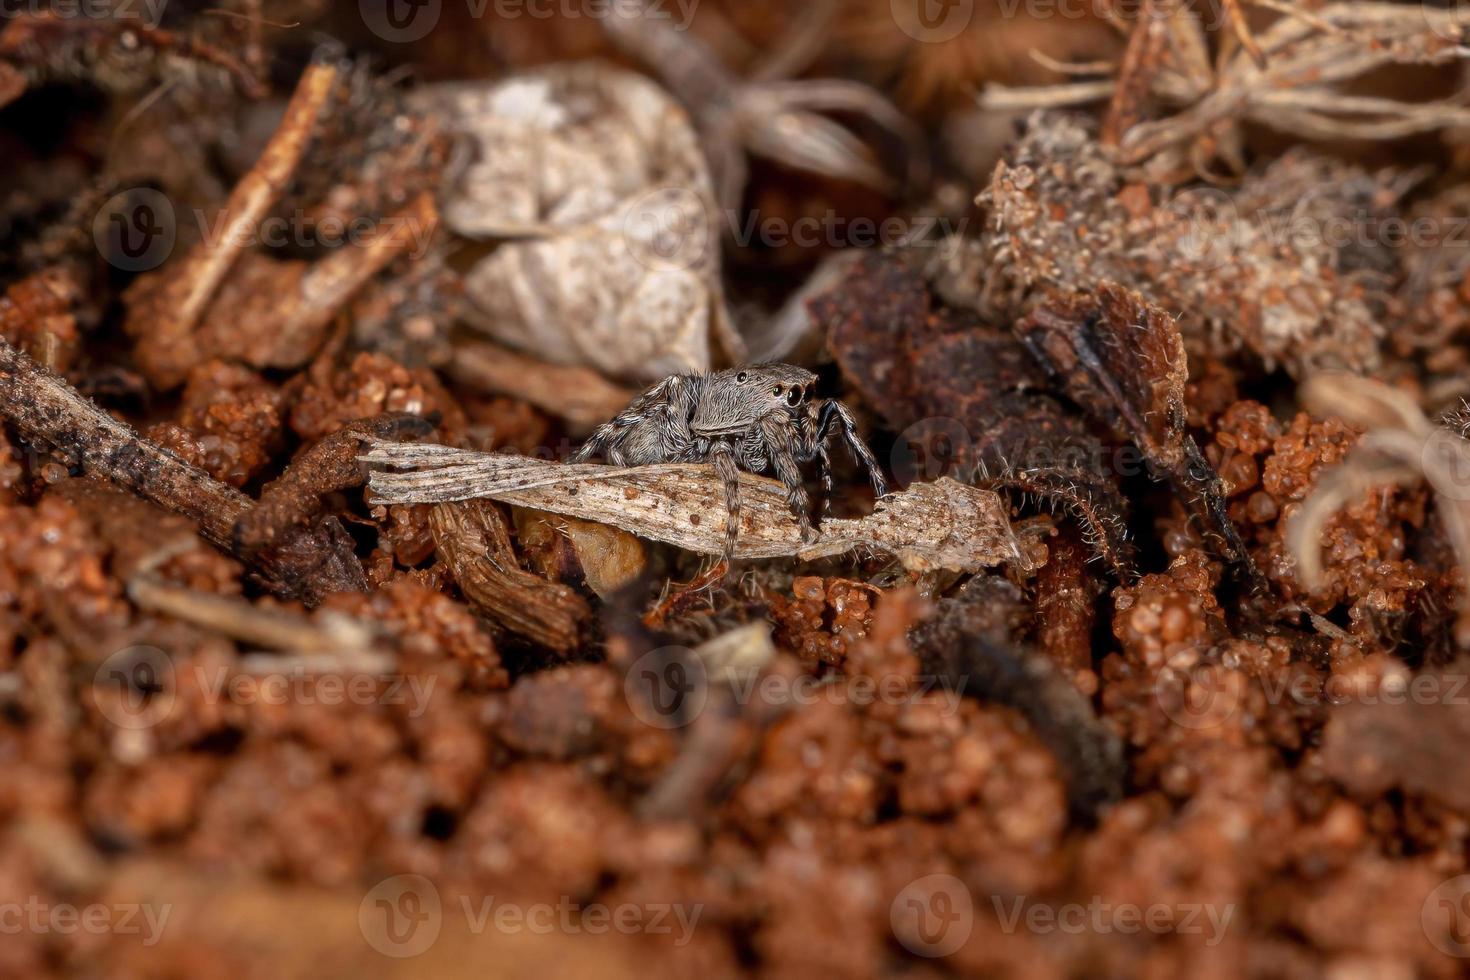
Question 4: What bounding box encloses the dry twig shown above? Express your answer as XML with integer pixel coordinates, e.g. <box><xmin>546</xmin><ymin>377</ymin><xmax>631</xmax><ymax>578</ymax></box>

<box><xmin>0</xmin><ymin>335</ymin><xmax>366</xmax><ymax>604</ymax></box>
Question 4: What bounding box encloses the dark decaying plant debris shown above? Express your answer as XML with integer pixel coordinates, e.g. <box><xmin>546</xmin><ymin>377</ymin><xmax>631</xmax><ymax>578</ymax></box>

<box><xmin>8</xmin><ymin>2</ymin><xmax>1470</xmax><ymax>976</ymax></box>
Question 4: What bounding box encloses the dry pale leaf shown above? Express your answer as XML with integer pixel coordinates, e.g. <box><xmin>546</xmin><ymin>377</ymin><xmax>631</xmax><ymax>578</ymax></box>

<box><xmin>418</xmin><ymin>63</ymin><xmax>742</xmax><ymax>381</ymax></box>
<box><xmin>360</xmin><ymin>441</ymin><xmax>1027</xmax><ymax>574</ymax></box>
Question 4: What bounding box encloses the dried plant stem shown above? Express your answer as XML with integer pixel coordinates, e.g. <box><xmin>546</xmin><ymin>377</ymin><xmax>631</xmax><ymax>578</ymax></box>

<box><xmin>234</xmin><ymin>413</ymin><xmax>435</xmax><ymax>558</ymax></box>
<box><xmin>981</xmin><ymin>3</ymin><xmax>1470</xmax><ymax>167</ymax></box>
<box><xmin>127</xmin><ymin>575</ymin><xmax>377</xmax><ymax>654</ymax></box>
<box><xmin>202</xmin><ymin>192</ymin><xmax>440</xmax><ymax>370</ymax></box>
<box><xmin>363</xmin><ymin>442</ymin><xmax>1027</xmax><ymax>573</ymax></box>
<box><xmin>177</xmin><ymin>62</ymin><xmax>333</xmax><ymax>331</ymax></box>
<box><xmin>1102</xmin><ymin>0</ymin><xmax>1171</xmax><ymax>147</ymax></box>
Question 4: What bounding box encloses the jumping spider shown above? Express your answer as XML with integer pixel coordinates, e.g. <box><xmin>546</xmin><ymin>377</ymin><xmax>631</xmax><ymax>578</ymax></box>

<box><xmin>573</xmin><ymin>364</ymin><xmax>889</xmax><ymax>560</ymax></box>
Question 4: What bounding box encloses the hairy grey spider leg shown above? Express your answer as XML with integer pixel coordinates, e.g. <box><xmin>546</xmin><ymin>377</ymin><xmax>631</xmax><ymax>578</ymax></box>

<box><xmin>710</xmin><ymin>441</ymin><xmax>743</xmax><ymax>563</ymax></box>
<box><xmin>816</xmin><ymin>400</ymin><xmax>889</xmax><ymax>498</ymax></box>
<box><xmin>760</xmin><ymin>413</ymin><xmax>817</xmax><ymax>543</ymax></box>
<box><xmin>816</xmin><ymin>439</ymin><xmax>834</xmax><ymax>522</ymax></box>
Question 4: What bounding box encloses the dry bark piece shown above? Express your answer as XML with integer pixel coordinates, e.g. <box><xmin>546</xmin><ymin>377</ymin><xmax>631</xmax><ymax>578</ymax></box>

<box><xmin>1017</xmin><ymin>282</ymin><xmax>1261</xmax><ymax>585</ymax></box>
<box><xmin>428</xmin><ymin>499</ymin><xmax>591</xmax><ymax>654</ymax></box>
<box><xmin>0</xmin><ymin>335</ymin><xmax>365</xmax><ymax>604</ymax></box>
<box><xmin>362</xmin><ymin>442</ymin><xmax>1027</xmax><ymax>574</ymax></box>
<box><xmin>420</xmin><ymin>63</ymin><xmax>742</xmax><ymax>381</ymax></box>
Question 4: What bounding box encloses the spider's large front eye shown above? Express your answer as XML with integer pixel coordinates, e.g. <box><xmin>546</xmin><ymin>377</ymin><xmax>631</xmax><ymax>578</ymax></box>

<box><xmin>786</xmin><ymin>387</ymin><xmax>802</xmax><ymax>406</ymax></box>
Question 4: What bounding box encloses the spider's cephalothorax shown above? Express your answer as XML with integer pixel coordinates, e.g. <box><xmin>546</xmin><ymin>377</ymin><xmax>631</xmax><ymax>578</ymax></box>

<box><xmin>572</xmin><ymin>364</ymin><xmax>889</xmax><ymax>560</ymax></box>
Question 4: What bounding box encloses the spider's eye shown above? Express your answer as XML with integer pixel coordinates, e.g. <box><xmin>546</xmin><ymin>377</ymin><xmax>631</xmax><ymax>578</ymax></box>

<box><xmin>772</xmin><ymin>385</ymin><xmax>783</xmax><ymax>397</ymax></box>
<box><xmin>786</xmin><ymin>387</ymin><xmax>802</xmax><ymax>406</ymax></box>
<box><xmin>736</xmin><ymin>371</ymin><xmax>748</xmax><ymax>383</ymax></box>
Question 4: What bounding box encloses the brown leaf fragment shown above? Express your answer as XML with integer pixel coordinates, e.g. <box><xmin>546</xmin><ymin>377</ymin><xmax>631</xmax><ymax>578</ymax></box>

<box><xmin>428</xmin><ymin>499</ymin><xmax>591</xmax><ymax>654</ymax></box>
<box><xmin>363</xmin><ymin>442</ymin><xmax>1027</xmax><ymax>574</ymax></box>
<box><xmin>513</xmin><ymin>508</ymin><xmax>648</xmax><ymax>601</ymax></box>
<box><xmin>1017</xmin><ymin>282</ymin><xmax>1260</xmax><ymax>584</ymax></box>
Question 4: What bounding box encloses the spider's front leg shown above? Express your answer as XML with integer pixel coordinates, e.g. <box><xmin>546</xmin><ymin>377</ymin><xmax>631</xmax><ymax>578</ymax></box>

<box><xmin>709</xmin><ymin>441</ymin><xmax>743</xmax><ymax>564</ymax></box>
<box><xmin>759</xmin><ymin>414</ymin><xmax>817</xmax><ymax>543</ymax></box>
<box><xmin>815</xmin><ymin>400</ymin><xmax>889</xmax><ymax>499</ymax></box>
